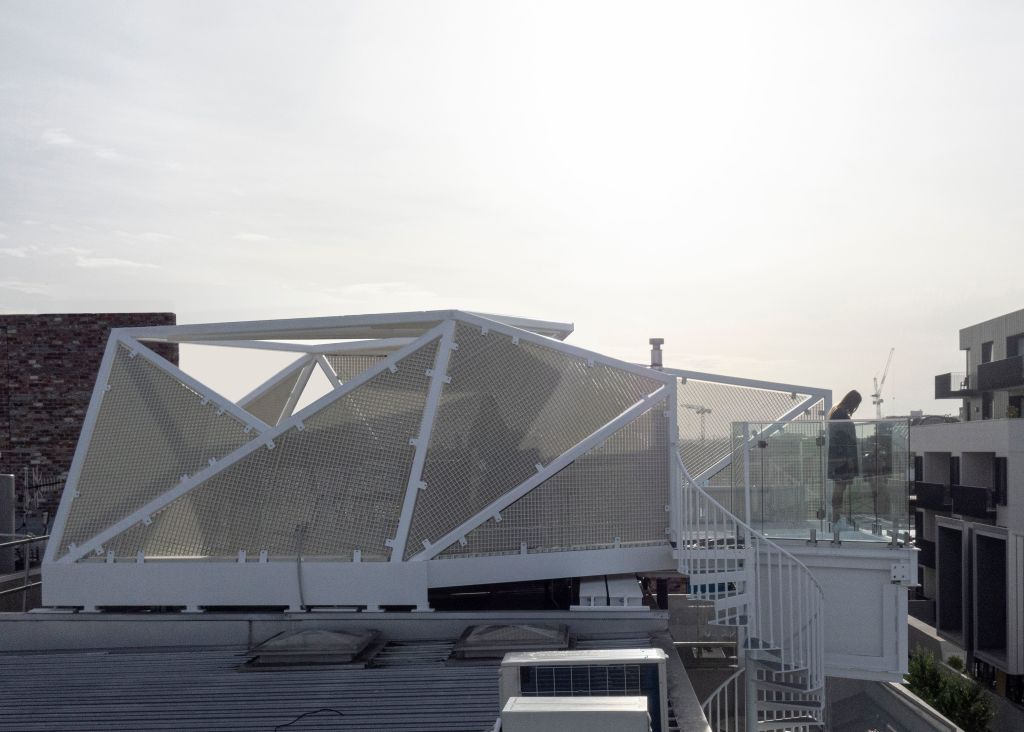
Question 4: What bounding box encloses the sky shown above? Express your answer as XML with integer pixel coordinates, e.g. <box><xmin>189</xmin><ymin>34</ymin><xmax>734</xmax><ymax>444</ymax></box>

<box><xmin>2</xmin><ymin>1</ymin><xmax>1023</xmax><ymax>415</ymax></box>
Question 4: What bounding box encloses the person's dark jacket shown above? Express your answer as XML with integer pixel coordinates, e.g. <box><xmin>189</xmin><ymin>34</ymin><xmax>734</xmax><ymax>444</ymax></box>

<box><xmin>827</xmin><ymin>407</ymin><xmax>858</xmax><ymax>480</ymax></box>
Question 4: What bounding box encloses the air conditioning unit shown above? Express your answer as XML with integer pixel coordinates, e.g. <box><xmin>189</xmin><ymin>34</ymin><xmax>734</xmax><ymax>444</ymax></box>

<box><xmin>501</xmin><ymin>696</ymin><xmax>651</xmax><ymax>732</ymax></box>
<box><xmin>499</xmin><ymin>648</ymin><xmax>668</xmax><ymax>732</ymax></box>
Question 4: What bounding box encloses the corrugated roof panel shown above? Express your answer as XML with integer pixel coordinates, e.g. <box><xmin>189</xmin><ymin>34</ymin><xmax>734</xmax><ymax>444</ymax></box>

<box><xmin>0</xmin><ymin>645</ymin><xmax>500</xmax><ymax>731</ymax></box>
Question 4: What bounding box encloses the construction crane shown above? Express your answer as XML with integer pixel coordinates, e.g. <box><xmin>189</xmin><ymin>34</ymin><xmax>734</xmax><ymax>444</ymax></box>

<box><xmin>871</xmin><ymin>348</ymin><xmax>895</xmax><ymax>419</ymax></box>
<box><xmin>682</xmin><ymin>403</ymin><xmax>712</xmax><ymax>441</ymax></box>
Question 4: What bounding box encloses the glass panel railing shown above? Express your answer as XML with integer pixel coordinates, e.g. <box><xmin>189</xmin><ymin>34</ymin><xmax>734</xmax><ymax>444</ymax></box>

<box><xmin>731</xmin><ymin>419</ymin><xmax>910</xmax><ymax>543</ymax></box>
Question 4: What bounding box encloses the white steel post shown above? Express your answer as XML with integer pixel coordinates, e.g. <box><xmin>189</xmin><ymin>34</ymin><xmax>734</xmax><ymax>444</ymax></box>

<box><xmin>389</xmin><ymin>320</ymin><xmax>456</xmax><ymax>562</ymax></box>
<box><xmin>667</xmin><ymin>377</ymin><xmax>680</xmax><ymax>548</ymax></box>
<box><xmin>742</xmin><ymin>423</ymin><xmax>752</xmax><ymax>528</ymax></box>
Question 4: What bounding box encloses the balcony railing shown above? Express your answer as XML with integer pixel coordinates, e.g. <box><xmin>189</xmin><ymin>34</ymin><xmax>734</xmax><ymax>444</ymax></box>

<box><xmin>951</xmin><ymin>484</ymin><xmax>996</xmax><ymax>519</ymax></box>
<box><xmin>935</xmin><ymin>372</ymin><xmax>975</xmax><ymax>399</ymax></box>
<box><xmin>977</xmin><ymin>355</ymin><xmax>1024</xmax><ymax>391</ymax></box>
<box><xmin>914</xmin><ymin>482</ymin><xmax>950</xmax><ymax>511</ymax></box>
<box><xmin>728</xmin><ymin>419</ymin><xmax>910</xmax><ymax>543</ymax></box>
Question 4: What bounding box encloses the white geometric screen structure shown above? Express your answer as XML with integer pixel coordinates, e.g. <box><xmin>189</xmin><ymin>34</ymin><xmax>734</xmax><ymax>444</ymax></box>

<box><xmin>43</xmin><ymin>311</ymin><xmax>681</xmax><ymax>610</ymax></box>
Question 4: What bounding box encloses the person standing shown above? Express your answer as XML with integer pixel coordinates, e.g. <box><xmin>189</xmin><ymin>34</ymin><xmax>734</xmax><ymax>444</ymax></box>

<box><xmin>828</xmin><ymin>390</ymin><xmax>862</xmax><ymax>530</ymax></box>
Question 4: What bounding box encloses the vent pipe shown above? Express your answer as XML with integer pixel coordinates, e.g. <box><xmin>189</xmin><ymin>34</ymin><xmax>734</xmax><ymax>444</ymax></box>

<box><xmin>649</xmin><ymin>338</ymin><xmax>664</xmax><ymax>369</ymax></box>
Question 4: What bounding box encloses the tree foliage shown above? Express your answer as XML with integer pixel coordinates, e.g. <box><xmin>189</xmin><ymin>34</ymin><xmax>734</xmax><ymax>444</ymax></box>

<box><xmin>905</xmin><ymin>651</ymin><xmax>995</xmax><ymax>732</ymax></box>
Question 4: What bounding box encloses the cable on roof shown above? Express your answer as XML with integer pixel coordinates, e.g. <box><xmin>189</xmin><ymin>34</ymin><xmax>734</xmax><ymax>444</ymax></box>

<box><xmin>273</xmin><ymin>708</ymin><xmax>344</xmax><ymax>731</ymax></box>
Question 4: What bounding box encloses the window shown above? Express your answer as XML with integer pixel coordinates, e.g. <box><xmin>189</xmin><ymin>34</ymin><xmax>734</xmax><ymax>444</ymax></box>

<box><xmin>982</xmin><ymin>341</ymin><xmax>993</xmax><ymax>363</ymax></box>
<box><xmin>982</xmin><ymin>392</ymin><xmax>993</xmax><ymax>420</ymax></box>
<box><xmin>994</xmin><ymin>457</ymin><xmax>1007</xmax><ymax>506</ymax></box>
<box><xmin>1007</xmin><ymin>333</ymin><xmax>1024</xmax><ymax>358</ymax></box>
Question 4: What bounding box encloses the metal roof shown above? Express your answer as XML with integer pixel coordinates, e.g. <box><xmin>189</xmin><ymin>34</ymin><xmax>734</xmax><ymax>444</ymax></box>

<box><xmin>0</xmin><ymin>643</ymin><xmax>501</xmax><ymax>731</ymax></box>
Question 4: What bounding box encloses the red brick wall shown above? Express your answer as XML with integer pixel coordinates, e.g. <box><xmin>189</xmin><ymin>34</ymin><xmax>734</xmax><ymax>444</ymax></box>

<box><xmin>0</xmin><ymin>313</ymin><xmax>177</xmax><ymax>489</ymax></box>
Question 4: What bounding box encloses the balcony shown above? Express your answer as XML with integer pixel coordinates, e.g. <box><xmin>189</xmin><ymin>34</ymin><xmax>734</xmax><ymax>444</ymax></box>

<box><xmin>951</xmin><ymin>484</ymin><xmax>996</xmax><ymax>520</ymax></box>
<box><xmin>934</xmin><ymin>372</ymin><xmax>975</xmax><ymax>399</ymax></box>
<box><xmin>976</xmin><ymin>355</ymin><xmax>1024</xmax><ymax>391</ymax></box>
<box><xmin>917</xmin><ymin>538</ymin><xmax>936</xmax><ymax>568</ymax></box>
<box><xmin>914</xmin><ymin>481</ymin><xmax>950</xmax><ymax>511</ymax></box>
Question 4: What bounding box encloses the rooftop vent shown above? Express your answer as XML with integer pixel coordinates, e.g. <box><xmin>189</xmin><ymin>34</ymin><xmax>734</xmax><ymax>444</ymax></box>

<box><xmin>453</xmin><ymin>624</ymin><xmax>569</xmax><ymax>659</ymax></box>
<box><xmin>247</xmin><ymin>628</ymin><xmax>380</xmax><ymax>667</ymax></box>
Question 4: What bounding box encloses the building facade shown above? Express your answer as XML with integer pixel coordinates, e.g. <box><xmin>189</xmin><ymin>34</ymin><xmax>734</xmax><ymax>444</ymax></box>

<box><xmin>0</xmin><ymin>313</ymin><xmax>176</xmax><ymax>506</ymax></box>
<box><xmin>915</xmin><ymin>307</ymin><xmax>1024</xmax><ymax>704</ymax></box>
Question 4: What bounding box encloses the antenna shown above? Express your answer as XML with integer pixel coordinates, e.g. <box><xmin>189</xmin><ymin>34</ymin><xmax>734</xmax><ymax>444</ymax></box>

<box><xmin>871</xmin><ymin>347</ymin><xmax>895</xmax><ymax>419</ymax></box>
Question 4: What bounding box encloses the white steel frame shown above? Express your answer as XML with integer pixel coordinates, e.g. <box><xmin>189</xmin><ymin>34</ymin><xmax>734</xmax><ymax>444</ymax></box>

<box><xmin>41</xmin><ymin>308</ymin><xmax>916</xmax><ymax>696</ymax></box>
<box><xmin>44</xmin><ymin>311</ymin><xmax>676</xmax><ymax>610</ymax></box>
<box><xmin>56</xmin><ymin>323</ymin><xmax>450</xmax><ymax>565</ymax></box>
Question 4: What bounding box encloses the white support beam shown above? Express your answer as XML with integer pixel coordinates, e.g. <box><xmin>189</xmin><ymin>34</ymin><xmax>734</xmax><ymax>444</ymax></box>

<box><xmin>315</xmin><ymin>354</ymin><xmax>343</xmax><ymax>389</ymax></box>
<box><xmin>58</xmin><ymin>324</ymin><xmax>450</xmax><ymax>564</ymax></box>
<box><xmin>389</xmin><ymin>319</ymin><xmax>457</xmax><ymax>562</ymax></box>
<box><xmin>281</xmin><ymin>360</ymin><xmax>316</xmax><ymax>421</ymax></box>
<box><xmin>662</xmin><ymin>367</ymin><xmax>831</xmax><ymax>401</ymax></box>
<box><xmin>155</xmin><ymin>337</ymin><xmax>415</xmax><ymax>354</ymax></box>
<box><xmin>666</xmin><ymin>377</ymin><xmax>681</xmax><ymax>545</ymax></box>
<box><xmin>119</xmin><ymin>335</ymin><xmax>270</xmax><ymax>433</ymax></box>
<box><xmin>120</xmin><ymin>309</ymin><xmax>573</xmax><ymax>343</ymax></box>
<box><xmin>457</xmin><ymin>311</ymin><xmax>674</xmax><ymax>386</ymax></box>
<box><xmin>237</xmin><ymin>354</ymin><xmax>314</xmax><ymax>409</ymax></box>
<box><xmin>43</xmin><ymin>337</ymin><xmax>120</xmax><ymax>564</ymax></box>
<box><xmin>409</xmin><ymin>387</ymin><xmax>668</xmax><ymax>561</ymax></box>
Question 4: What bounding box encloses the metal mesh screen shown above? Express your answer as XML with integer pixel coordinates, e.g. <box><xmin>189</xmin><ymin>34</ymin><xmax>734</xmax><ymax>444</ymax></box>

<box><xmin>242</xmin><ymin>364</ymin><xmax>305</xmax><ymax>426</ymax></box>
<box><xmin>406</xmin><ymin>324</ymin><xmax>663</xmax><ymax>557</ymax></box>
<box><xmin>438</xmin><ymin>404</ymin><xmax>670</xmax><ymax>558</ymax></box>
<box><xmin>103</xmin><ymin>340</ymin><xmax>439</xmax><ymax>561</ymax></box>
<box><xmin>677</xmin><ymin>378</ymin><xmax>814</xmax><ymax>480</ymax></box>
<box><xmin>57</xmin><ymin>344</ymin><xmax>255</xmax><ymax>558</ymax></box>
<box><xmin>325</xmin><ymin>354</ymin><xmax>385</xmax><ymax>383</ymax></box>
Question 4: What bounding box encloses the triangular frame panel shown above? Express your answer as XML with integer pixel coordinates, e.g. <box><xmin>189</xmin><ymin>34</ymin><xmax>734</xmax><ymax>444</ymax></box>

<box><xmin>404</xmin><ymin>318</ymin><xmax>667</xmax><ymax>558</ymax></box>
<box><xmin>51</xmin><ymin>337</ymin><xmax>264</xmax><ymax>559</ymax></box>
<box><xmin>438</xmin><ymin>397</ymin><xmax>670</xmax><ymax>558</ymax></box>
<box><xmin>58</xmin><ymin>324</ymin><xmax>449</xmax><ymax>563</ymax></box>
<box><xmin>103</xmin><ymin>338</ymin><xmax>441</xmax><ymax>561</ymax></box>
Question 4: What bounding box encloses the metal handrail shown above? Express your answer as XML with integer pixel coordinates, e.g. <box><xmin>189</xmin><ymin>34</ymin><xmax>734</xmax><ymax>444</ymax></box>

<box><xmin>0</xmin><ymin>533</ymin><xmax>50</xmax><ymax>549</ymax></box>
<box><xmin>701</xmin><ymin>667</ymin><xmax>744</xmax><ymax>732</ymax></box>
<box><xmin>0</xmin><ymin>534</ymin><xmax>49</xmax><ymax>612</ymax></box>
<box><xmin>678</xmin><ymin>452</ymin><xmax>825</xmax><ymax>728</ymax></box>
<box><xmin>676</xmin><ymin>454</ymin><xmax>823</xmax><ymax>595</ymax></box>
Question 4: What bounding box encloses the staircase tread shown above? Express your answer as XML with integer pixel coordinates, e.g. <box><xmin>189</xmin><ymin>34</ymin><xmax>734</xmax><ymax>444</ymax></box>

<box><xmin>753</xmin><ymin>658</ymin><xmax>809</xmax><ymax>673</ymax></box>
<box><xmin>757</xmin><ymin>715</ymin><xmax>822</xmax><ymax>730</ymax></box>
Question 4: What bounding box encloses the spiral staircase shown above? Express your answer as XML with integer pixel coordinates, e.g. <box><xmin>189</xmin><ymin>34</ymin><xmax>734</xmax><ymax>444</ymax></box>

<box><xmin>677</xmin><ymin>454</ymin><xmax>826</xmax><ymax>732</ymax></box>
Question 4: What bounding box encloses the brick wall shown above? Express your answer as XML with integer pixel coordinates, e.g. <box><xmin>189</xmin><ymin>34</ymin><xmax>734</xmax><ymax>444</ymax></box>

<box><xmin>0</xmin><ymin>314</ymin><xmax>177</xmax><ymax>491</ymax></box>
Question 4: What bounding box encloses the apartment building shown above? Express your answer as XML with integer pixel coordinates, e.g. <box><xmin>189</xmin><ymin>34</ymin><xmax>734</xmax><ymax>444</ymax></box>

<box><xmin>914</xmin><ymin>307</ymin><xmax>1024</xmax><ymax>704</ymax></box>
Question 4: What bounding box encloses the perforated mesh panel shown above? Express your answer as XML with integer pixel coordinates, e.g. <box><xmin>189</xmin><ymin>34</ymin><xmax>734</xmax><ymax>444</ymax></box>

<box><xmin>406</xmin><ymin>324</ymin><xmax>663</xmax><ymax>558</ymax></box>
<box><xmin>242</xmin><ymin>363</ymin><xmax>306</xmax><ymax>426</ymax></box>
<box><xmin>677</xmin><ymin>378</ymin><xmax>815</xmax><ymax>480</ymax></box>
<box><xmin>57</xmin><ymin>344</ymin><xmax>255</xmax><ymax>557</ymax></box>
<box><xmin>439</xmin><ymin>404</ymin><xmax>670</xmax><ymax>558</ymax></box>
<box><xmin>103</xmin><ymin>340</ymin><xmax>439</xmax><ymax>561</ymax></box>
<box><xmin>325</xmin><ymin>354</ymin><xmax>385</xmax><ymax>383</ymax></box>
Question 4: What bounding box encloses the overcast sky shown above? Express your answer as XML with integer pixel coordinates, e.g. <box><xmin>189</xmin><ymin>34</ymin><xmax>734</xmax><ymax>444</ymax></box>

<box><xmin>2</xmin><ymin>1</ymin><xmax>1023</xmax><ymax>414</ymax></box>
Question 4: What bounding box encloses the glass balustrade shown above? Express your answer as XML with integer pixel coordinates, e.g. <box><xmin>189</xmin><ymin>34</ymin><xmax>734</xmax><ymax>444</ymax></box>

<box><xmin>728</xmin><ymin>419</ymin><xmax>910</xmax><ymax>543</ymax></box>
